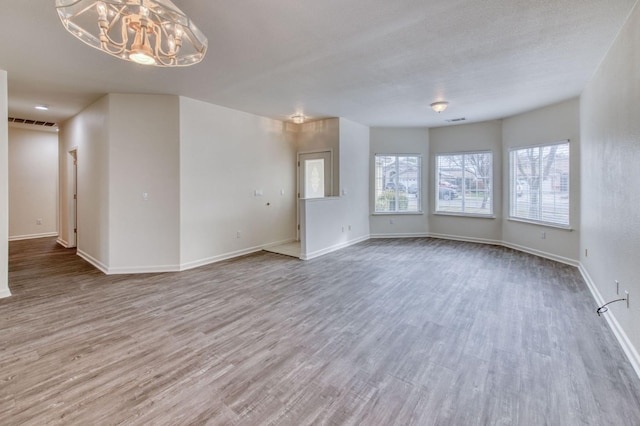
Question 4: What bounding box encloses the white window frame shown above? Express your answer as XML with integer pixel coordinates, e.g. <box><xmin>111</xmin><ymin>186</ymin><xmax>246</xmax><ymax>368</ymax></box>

<box><xmin>434</xmin><ymin>151</ymin><xmax>494</xmax><ymax>217</ymax></box>
<box><xmin>509</xmin><ymin>140</ymin><xmax>570</xmax><ymax>228</ymax></box>
<box><xmin>373</xmin><ymin>154</ymin><xmax>422</xmax><ymax>214</ymax></box>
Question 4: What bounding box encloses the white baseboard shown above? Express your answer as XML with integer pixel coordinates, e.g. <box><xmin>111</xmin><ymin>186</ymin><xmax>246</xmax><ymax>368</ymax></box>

<box><xmin>579</xmin><ymin>264</ymin><xmax>640</xmax><ymax>380</ymax></box>
<box><xmin>501</xmin><ymin>241</ymin><xmax>579</xmax><ymax>267</ymax></box>
<box><xmin>107</xmin><ymin>264</ymin><xmax>181</xmax><ymax>274</ymax></box>
<box><xmin>9</xmin><ymin>232</ymin><xmax>58</xmax><ymax>241</ymax></box>
<box><xmin>56</xmin><ymin>238</ymin><xmax>72</xmax><ymax>248</ymax></box>
<box><xmin>370</xmin><ymin>232</ymin><xmax>429</xmax><ymax>239</ymax></box>
<box><xmin>301</xmin><ymin>234</ymin><xmax>369</xmax><ymax>260</ymax></box>
<box><xmin>262</xmin><ymin>238</ymin><xmax>298</xmax><ymax>249</ymax></box>
<box><xmin>180</xmin><ymin>246</ymin><xmax>265</xmax><ymax>272</ymax></box>
<box><xmin>371</xmin><ymin>232</ymin><xmax>578</xmax><ymax>268</ymax></box>
<box><xmin>428</xmin><ymin>232</ymin><xmax>502</xmax><ymax>247</ymax></box>
<box><xmin>0</xmin><ymin>288</ymin><xmax>12</xmax><ymax>299</ymax></box>
<box><xmin>76</xmin><ymin>249</ymin><xmax>109</xmax><ymax>274</ymax></box>
<box><xmin>74</xmin><ymin>239</ymin><xmax>299</xmax><ymax>274</ymax></box>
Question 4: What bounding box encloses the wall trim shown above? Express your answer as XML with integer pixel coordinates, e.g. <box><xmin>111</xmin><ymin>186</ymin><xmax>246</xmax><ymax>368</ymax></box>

<box><xmin>56</xmin><ymin>238</ymin><xmax>70</xmax><ymax>248</ymax></box>
<box><xmin>301</xmin><ymin>234</ymin><xmax>369</xmax><ymax>260</ymax></box>
<box><xmin>9</xmin><ymin>232</ymin><xmax>58</xmax><ymax>242</ymax></box>
<box><xmin>76</xmin><ymin>249</ymin><xmax>109</xmax><ymax>274</ymax></box>
<box><xmin>262</xmin><ymin>238</ymin><xmax>298</xmax><ymax>249</ymax></box>
<box><xmin>579</xmin><ymin>263</ymin><xmax>640</xmax><ymax>380</ymax></box>
<box><xmin>370</xmin><ymin>232</ymin><xmax>429</xmax><ymax>239</ymax></box>
<box><xmin>107</xmin><ymin>264</ymin><xmax>181</xmax><ymax>275</ymax></box>
<box><xmin>428</xmin><ymin>232</ymin><xmax>502</xmax><ymax>247</ymax></box>
<box><xmin>0</xmin><ymin>288</ymin><xmax>11</xmax><ymax>298</ymax></box>
<box><xmin>501</xmin><ymin>241</ymin><xmax>579</xmax><ymax>267</ymax></box>
<box><xmin>179</xmin><ymin>245</ymin><xmax>265</xmax><ymax>272</ymax></box>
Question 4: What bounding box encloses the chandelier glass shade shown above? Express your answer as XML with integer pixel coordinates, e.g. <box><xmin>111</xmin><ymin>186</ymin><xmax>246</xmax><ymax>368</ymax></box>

<box><xmin>430</xmin><ymin>101</ymin><xmax>449</xmax><ymax>113</ymax></box>
<box><xmin>55</xmin><ymin>0</ymin><xmax>208</xmax><ymax>67</ymax></box>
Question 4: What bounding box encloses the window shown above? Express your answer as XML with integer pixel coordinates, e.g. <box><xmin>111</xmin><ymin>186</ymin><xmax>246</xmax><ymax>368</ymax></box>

<box><xmin>435</xmin><ymin>151</ymin><xmax>493</xmax><ymax>215</ymax></box>
<box><xmin>374</xmin><ymin>155</ymin><xmax>421</xmax><ymax>213</ymax></box>
<box><xmin>509</xmin><ymin>141</ymin><xmax>570</xmax><ymax>226</ymax></box>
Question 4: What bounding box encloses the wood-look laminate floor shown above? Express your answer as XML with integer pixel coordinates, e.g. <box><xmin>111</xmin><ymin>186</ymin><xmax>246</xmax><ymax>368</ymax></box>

<box><xmin>2</xmin><ymin>238</ymin><xmax>640</xmax><ymax>425</ymax></box>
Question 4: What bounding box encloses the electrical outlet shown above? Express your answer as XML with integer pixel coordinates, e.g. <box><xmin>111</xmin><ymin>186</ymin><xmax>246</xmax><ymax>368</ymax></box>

<box><xmin>585</xmin><ymin>248</ymin><xmax>588</xmax><ymax>257</ymax></box>
<box><xmin>540</xmin><ymin>231</ymin><xmax>546</xmax><ymax>239</ymax></box>
<box><xmin>348</xmin><ymin>225</ymin><xmax>352</xmax><ymax>231</ymax></box>
<box><xmin>236</xmin><ymin>231</ymin><xmax>241</xmax><ymax>239</ymax></box>
<box><xmin>616</xmin><ymin>280</ymin><xmax>619</xmax><ymax>295</ymax></box>
<box><xmin>36</xmin><ymin>218</ymin><xmax>42</xmax><ymax>225</ymax></box>
<box><xmin>389</xmin><ymin>219</ymin><xmax>394</xmax><ymax>225</ymax></box>
<box><xmin>626</xmin><ymin>290</ymin><xmax>630</xmax><ymax>309</ymax></box>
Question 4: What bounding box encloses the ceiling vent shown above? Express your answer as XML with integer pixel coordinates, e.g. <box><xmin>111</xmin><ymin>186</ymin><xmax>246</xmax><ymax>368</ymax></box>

<box><xmin>446</xmin><ymin>117</ymin><xmax>466</xmax><ymax>123</ymax></box>
<box><xmin>8</xmin><ymin>117</ymin><xmax>57</xmax><ymax>127</ymax></box>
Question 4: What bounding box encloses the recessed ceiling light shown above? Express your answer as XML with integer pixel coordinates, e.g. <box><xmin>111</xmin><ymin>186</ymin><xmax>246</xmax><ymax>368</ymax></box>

<box><xmin>35</xmin><ymin>105</ymin><xmax>49</xmax><ymax>111</ymax></box>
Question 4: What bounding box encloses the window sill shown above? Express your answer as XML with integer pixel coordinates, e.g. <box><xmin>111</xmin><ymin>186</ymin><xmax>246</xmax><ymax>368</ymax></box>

<box><xmin>433</xmin><ymin>212</ymin><xmax>495</xmax><ymax>219</ymax></box>
<box><xmin>507</xmin><ymin>217</ymin><xmax>573</xmax><ymax>231</ymax></box>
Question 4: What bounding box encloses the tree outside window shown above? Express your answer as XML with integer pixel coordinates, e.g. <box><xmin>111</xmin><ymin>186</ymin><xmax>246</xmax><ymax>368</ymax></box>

<box><xmin>435</xmin><ymin>151</ymin><xmax>493</xmax><ymax>215</ymax></box>
<box><xmin>510</xmin><ymin>141</ymin><xmax>570</xmax><ymax>226</ymax></box>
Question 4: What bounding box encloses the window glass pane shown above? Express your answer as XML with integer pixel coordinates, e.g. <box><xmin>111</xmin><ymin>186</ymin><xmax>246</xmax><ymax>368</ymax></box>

<box><xmin>510</xmin><ymin>142</ymin><xmax>569</xmax><ymax>226</ymax></box>
<box><xmin>435</xmin><ymin>152</ymin><xmax>492</xmax><ymax>215</ymax></box>
<box><xmin>304</xmin><ymin>159</ymin><xmax>325</xmax><ymax>199</ymax></box>
<box><xmin>374</xmin><ymin>154</ymin><xmax>421</xmax><ymax>213</ymax></box>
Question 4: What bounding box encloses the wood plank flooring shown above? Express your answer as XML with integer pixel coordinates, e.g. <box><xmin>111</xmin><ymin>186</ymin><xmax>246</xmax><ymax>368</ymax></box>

<box><xmin>2</xmin><ymin>237</ymin><xmax>640</xmax><ymax>425</ymax></box>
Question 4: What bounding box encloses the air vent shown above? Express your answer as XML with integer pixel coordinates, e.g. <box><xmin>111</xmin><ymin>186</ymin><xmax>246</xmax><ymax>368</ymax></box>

<box><xmin>446</xmin><ymin>117</ymin><xmax>466</xmax><ymax>123</ymax></box>
<box><xmin>8</xmin><ymin>117</ymin><xmax>57</xmax><ymax>127</ymax></box>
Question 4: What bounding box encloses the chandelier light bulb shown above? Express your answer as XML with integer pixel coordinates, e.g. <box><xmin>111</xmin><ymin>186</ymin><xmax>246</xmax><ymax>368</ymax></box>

<box><xmin>292</xmin><ymin>114</ymin><xmax>305</xmax><ymax>124</ymax></box>
<box><xmin>96</xmin><ymin>2</ymin><xmax>107</xmax><ymax>19</ymax></box>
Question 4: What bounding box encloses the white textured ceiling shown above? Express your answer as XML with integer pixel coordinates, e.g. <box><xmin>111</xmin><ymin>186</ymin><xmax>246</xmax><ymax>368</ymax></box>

<box><xmin>0</xmin><ymin>0</ymin><xmax>637</xmax><ymax>127</ymax></box>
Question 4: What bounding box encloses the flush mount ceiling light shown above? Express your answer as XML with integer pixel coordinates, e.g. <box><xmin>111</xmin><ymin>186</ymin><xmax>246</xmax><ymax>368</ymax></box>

<box><xmin>430</xmin><ymin>101</ymin><xmax>449</xmax><ymax>113</ymax></box>
<box><xmin>34</xmin><ymin>105</ymin><xmax>50</xmax><ymax>111</ymax></box>
<box><xmin>291</xmin><ymin>114</ymin><xmax>305</xmax><ymax>124</ymax></box>
<box><xmin>55</xmin><ymin>0</ymin><xmax>208</xmax><ymax>67</ymax></box>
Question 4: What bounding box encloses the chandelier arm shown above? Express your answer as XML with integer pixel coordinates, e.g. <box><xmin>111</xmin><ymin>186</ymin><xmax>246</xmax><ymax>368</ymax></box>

<box><xmin>97</xmin><ymin>21</ymin><xmax>128</xmax><ymax>53</ymax></box>
<box><xmin>151</xmin><ymin>25</ymin><xmax>177</xmax><ymax>66</ymax></box>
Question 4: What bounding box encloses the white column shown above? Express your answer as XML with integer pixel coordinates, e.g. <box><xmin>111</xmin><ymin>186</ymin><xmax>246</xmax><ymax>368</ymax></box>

<box><xmin>0</xmin><ymin>69</ymin><xmax>11</xmax><ymax>298</ymax></box>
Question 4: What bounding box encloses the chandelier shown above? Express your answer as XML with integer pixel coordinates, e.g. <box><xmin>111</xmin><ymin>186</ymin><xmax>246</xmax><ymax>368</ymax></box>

<box><xmin>55</xmin><ymin>0</ymin><xmax>208</xmax><ymax>67</ymax></box>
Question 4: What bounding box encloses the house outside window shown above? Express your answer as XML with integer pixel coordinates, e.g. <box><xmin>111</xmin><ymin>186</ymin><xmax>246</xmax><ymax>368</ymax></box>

<box><xmin>374</xmin><ymin>155</ymin><xmax>421</xmax><ymax>213</ymax></box>
<box><xmin>435</xmin><ymin>151</ymin><xmax>493</xmax><ymax>216</ymax></box>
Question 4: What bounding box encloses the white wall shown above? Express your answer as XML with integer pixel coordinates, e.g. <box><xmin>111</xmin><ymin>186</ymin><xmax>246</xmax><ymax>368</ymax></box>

<box><xmin>429</xmin><ymin>121</ymin><xmax>503</xmax><ymax>243</ymax></box>
<box><xmin>502</xmin><ymin>98</ymin><xmax>581</xmax><ymax>263</ymax></box>
<box><xmin>0</xmin><ymin>70</ymin><xmax>10</xmax><ymax>298</ymax></box>
<box><xmin>339</xmin><ymin>118</ymin><xmax>371</xmax><ymax>242</ymax></box>
<box><xmin>369</xmin><ymin>127</ymin><xmax>429</xmax><ymax>237</ymax></box>
<box><xmin>59</xmin><ymin>95</ymin><xmax>110</xmax><ymax>268</ymax></box>
<box><xmin>581</xmin><ymin>1</ymin><xmax>640</xmax><ymax>374</ymax></box>
<box><xmin>8</xmin><ymin>126</ymin><xmax>58</xmax><ymax>240</ymax></box>
<box><xmin>300</xmin><ymin>118</ymin><xmax>370</xmax><ymax>259</ymax></box>
<box><xmin>108</xmin><ymin>94</ymin><xmax>180</xmax><ymax>272</ymax></box>
<box><xmin>179</xmin><ymin>97</ymin><xmax>297</xmax><ymax>269</ymax></box>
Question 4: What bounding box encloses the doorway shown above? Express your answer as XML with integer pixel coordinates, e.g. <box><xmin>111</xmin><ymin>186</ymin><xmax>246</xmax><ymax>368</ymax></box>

<box><xmin>297</xmin><ymin>150</ymin><xmax>333</xmax><ymax>240</ymax></box>
<box><xmin>298</xmin><ymin>151</ymin><xmax>333</xmax><ymax>199</ymax></box>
